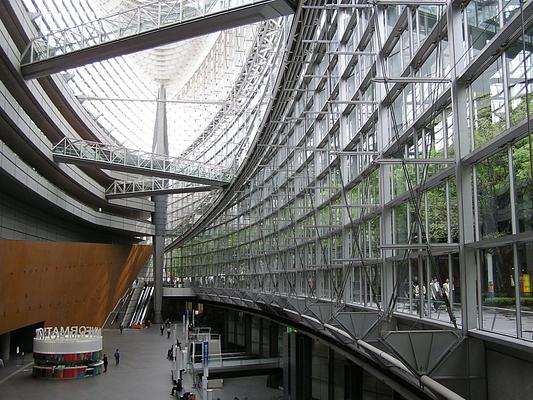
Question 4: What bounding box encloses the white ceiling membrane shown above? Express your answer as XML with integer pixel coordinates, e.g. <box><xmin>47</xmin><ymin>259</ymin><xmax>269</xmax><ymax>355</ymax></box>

<box><xmin>96</xmin><ymin>0</ymin><xmax>219</xmax><ymax>92</ymax></box>
<box><xmin>23</xmin><ymin>0</ymin><xmax>255</xmax><ymax>155</ymax></box>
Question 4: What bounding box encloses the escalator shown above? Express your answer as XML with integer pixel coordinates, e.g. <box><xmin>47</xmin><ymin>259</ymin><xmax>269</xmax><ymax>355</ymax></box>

<box><xmin>128</xmin><ymin>285</ymin><xmax>154</xmax><ymax>327</ymax></box>
<box><xmin>103</xmin><ymin>285</ymin><xmax>135</xmax><ymax>329</ymax></box>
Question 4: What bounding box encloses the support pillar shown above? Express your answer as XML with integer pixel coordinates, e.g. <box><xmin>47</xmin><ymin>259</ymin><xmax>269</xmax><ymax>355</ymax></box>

<box><xmin>245</xmin><ymin>314</ymin><xmax>252</xmax><ymax>353</ymax></box>
<box><xmin>0</xmin><ymin>332</ymin><xmax>10</xmax><ymax>361</ymax></box>
<box><xmin>222</xmin><ymin>311</ymin><xmax>229</xmax><ymax>350</ymax></box>
<box><xmin>328</xmin><ymin>348</ymin><xmax>335</xmax><ymax>400</ymax></box>
<box><xmin>283</xmin><ymin>331</ymin><xmax>291</xmax><ymax>400</ymax></box>
<box><xmin>269</xmin><ymin>322</ymin><xmax>279</xmax><ymax>357</ymax></box>
<box><xmin>259</xmin><ymin>318</ymin><xmax>264</xmax><ymax>357</ymax></box>
<box><xmin>290</xmin><ymin>333</ymin><xmax>312</xmax><ymax>400</ymax></box>
<box><xmin>151</xmin><ymin>84</ymin><xmax>169</xmax><ymax>325</ymax></box>
<box><xmin>152</xmin><ymin>201</ymin><xmax>165</xmax><ymax>324</ymax></box>
<box><xmin>448</xmin><ymin>0</ymin><xmax>477</xmax><ymax>335</ymax></box>
<box><xmin>392</xmin><ymin>391</ymin><xmax>407</xmax><ymax>400</ymax></box>
<box><xmin>344</xmin><ymin>362</ymin><xmax>363</xmax><ymax>400</ymax></box>
<box><xmin>283</xmin><ymin>330</ymin><xmax>312</xmax><ymax>400</ymax></box>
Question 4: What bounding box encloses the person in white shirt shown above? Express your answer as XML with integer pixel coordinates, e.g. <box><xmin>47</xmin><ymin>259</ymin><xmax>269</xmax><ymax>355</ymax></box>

<box><xmin>430</xmin><ymin>277</ymin><xmax>441</xmax><ymax>311</ymax></box>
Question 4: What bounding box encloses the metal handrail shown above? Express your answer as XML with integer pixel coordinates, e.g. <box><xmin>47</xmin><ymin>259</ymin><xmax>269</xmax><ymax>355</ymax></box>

<box><xmin>22</xmin><ymin>0</ymin><xmax>261</xmax><ymax>65</ymax></box>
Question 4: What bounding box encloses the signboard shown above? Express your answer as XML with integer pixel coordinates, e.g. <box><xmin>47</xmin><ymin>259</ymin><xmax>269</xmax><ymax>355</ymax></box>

<box><xmin>202</xmin><ymin>341</ymin><xmax>209</xmax><ymax>368</ymax></box>
<box><xmin>287</xmin><ymin>326</ymin><xmax>298</xmax><ymax>334</ymax></box>
<box><xmin>35</xmin><ymin>326</ymin><xmax>101</xmax><ymax>340</ymax></box>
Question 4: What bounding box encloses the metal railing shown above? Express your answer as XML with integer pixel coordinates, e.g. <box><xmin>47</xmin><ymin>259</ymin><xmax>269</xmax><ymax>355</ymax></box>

<box><xmin>191</xmin><ymin>353</ymin><xmax>281</xmax><ymax>369</ymax></box>
<box><xmin>21</xmin><ymin>0</ymin><xmax>265</xmax><ymax>65</ymax></box>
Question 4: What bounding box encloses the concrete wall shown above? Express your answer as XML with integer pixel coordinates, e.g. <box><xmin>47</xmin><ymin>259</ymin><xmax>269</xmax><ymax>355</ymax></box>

<box><xmin>0</xmin><ymin>192</ymin><xmax>121</xmax><ymax>242</ymax></box>
<box><xmin>486</xmin><ymin>348</ymin><xmax>533</xmax><ymax>400</ymax></box>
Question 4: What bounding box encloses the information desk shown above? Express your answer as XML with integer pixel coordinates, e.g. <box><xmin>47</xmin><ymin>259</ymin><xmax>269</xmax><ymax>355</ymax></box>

<box><xmin>33</xmin><ymin>326</ymin><xmax>103</xmax><ymax>380</ymax></box>
<box><xmin>32</xmin><ymin>361</ymin><xmax>103</xmax><ymax>379</ymax></box>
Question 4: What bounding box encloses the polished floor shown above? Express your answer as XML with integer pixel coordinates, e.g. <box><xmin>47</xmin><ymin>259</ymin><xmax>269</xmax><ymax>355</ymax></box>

<box><xmin>0</xmin><ymin>325</ymin><xmax>283</xmax><ymax>400</ymax></box>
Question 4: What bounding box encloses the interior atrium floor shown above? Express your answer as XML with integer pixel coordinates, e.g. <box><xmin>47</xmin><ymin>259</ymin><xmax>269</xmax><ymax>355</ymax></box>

<box><xmin>0</xmin><ymin>325</ymin><xmax>283</xmax><ymax>400</ymax></box>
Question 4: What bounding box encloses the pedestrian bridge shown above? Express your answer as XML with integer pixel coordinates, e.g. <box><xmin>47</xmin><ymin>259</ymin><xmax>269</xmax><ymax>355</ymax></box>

<box><xmin>52</xmin><ymin>138</ymin><xmax>231</xmax><ymax>186</ymax></box>
<box><xmin>192</xmin><ymin>353</ymin><xmax>282</xmax><ymax>379</ymax></box>
<box><xmin>106</xmin><ymin>178</ymin><xmax>218</xmax><ymax>199</ymax></box>
<box><xmin>20</xmin><ymin>0</ymin><xmax>295</xmax><ymax>79</ymax></box>
<box><xmin>163</xmin><ymin>287</ymin><xmax>197</xmax><ymax>298</ymax></box>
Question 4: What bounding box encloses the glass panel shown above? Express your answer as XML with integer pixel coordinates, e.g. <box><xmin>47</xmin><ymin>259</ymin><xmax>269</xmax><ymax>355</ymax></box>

<box><xmin>388</xmin><ymin>40</ymin><xmax>402</xmax><ymax>77</ymax></box>
<box><xmin>428</xmin><ymin>256</ymin><xmax>448</xmax><ymax>320</ymax></box>
<box><xmin>476</xmin><ymin>150</ymin><xmax>512</xmax><ymax>239</ymax></box>
<box><xmin>506</xmin><ymin>27</ymin><xmax>533</xmax><ymax>127</ymax></box>
<box><xmin>471</xmin><ymin>59</ymin><xmax>506</xmax><ymax>148</ymax></box>
<box><xmin>412</xmin><ymin>260</ymin><xmax>428</xmax><ymax>316</ymax></box>
<box><xmin>386</xmin><ymin>5</ymin><xmax>401</xmax><ymax>35</ymax></box>
<box><xmin>352</xmin><ymin>266</ymin><xmax>361</xmax><ymax>303</ymax></box>
<box><xmin>517</xmin><ymin>241</ymin><xmax>533</xmax><ymax>340</ymax></box>
<box><xmin>417</xmin><ymin>6</ymin><xmax>440</xmax><ymax>43</ymax></box>
<box><xmin>449</xmin><ymin>178</ymin><xmax>460</xmax><ymax>243</ymax></box>
<box><xmin>394</xmin><ymin>261</ymin><xmax>412</xmax><ymax>314</ymax></box>
<box><xmin>394</xmin><ymin>203</ymin><xmax>409</xmax><ymax>243</ymax></box>
<box><xmin>503</xmin><ymin>0</ymin><xmax>522</xmax><ymax>23</ymax></box>
<box><xmin>369</xmin><ymin>217</ymin><xmax>380</xmax><ymax>257</ymax></box>
<box><xmin>513</xmin><ymin>136</ymin><xmax>533</xmax><ymax>233</ymax></box>
<box><xmin>365</xmin><ymin>265</ymin><xmax>382</xmax><ymax>307</ymax></box>
<box><xmin>428</xmin><ymin>183</ymin><xmax>449</xmax><ymax>243</ymax></box>
<box><xmin>450</xmin><ymin>254</ymin><xmax>461</xmax><ymax>315</ymax></box>
<box><xmin>446</xmin><ymin>109</ymin><xmax>455</xmax><ymax>157</ymax></box>
<box><xmin>466</xmin><ymin>0</ymin><xmax>500</xmax><ymax>59</ymax></box>
<box><xmin>480</xmin><ymin>246</ymin><xmax>517</xmax><ymax>337</ymax></box>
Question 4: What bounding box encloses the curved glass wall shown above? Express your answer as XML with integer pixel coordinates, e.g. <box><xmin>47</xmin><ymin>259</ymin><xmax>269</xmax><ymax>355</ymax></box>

<box><xmin>169</xmin><ymin>0</ymin><xmax>533</xmax><ymax>344</ymax></box>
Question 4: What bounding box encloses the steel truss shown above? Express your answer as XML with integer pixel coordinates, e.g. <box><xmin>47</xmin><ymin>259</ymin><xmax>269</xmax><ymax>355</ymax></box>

<box><xmin>180</xmin><ymin>20</ymin><xmax>285</xmax><ymax>163</ymax></box>
<box><xmin>53</xmin><ymin>137</ymin><xmax>231</xmax><ymax>186</ymax></box>
<box><xmin>167</xmin><ymin>20</ymin><xmax>287</xmax><ymax>236</ymax></box>
<box><xmin>169</xmin><ymin>3</ymin><xmax>411</xmax><ymax>302</ymax></box>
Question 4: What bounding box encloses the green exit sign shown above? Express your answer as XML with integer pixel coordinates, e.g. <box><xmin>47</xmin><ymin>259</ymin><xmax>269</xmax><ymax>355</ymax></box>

<box><xmin>287</xmin><ymin>326</ymin><xmax>298</xmax><ymax>333</ymax></box>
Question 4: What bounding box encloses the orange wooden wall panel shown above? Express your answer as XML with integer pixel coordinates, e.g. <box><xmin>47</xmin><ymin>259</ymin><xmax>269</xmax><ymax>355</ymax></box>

<box><xmin>0</xmin><ymin>241</ymin><xmax>152</xmax><ymax>334</ymax></box>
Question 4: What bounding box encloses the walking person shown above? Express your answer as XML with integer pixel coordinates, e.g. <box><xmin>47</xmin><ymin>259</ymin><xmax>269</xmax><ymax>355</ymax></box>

<box><xmin>114</xmin><ymin>349</ymin><xmax>120</xmax><ymax>366</ymax></box>
<box><xmin>443</xmin><ymin>278</ymin><xmax>450</xmax><ymax>300</ymax></box>
<box><xmin>103</xmin><ymin>354</ymin><xmax>108</xmax><ymax>372</ymax></box>
<box><xmin>171</xmin><ymin>378</ymin><xmax>183</xmax><ymax>396</ymax></box>
<box><xmin>413</xmin><ymin>278</ymin><xmax>427</xmax><ymax>315</ymax></box>
<box><xmin>430</xmin><ymin>277</ymin><xmax>441</xmax><ymax>312</ymax></box>
<box><xmin>160</xmin><ymin>324</ymin><xmax>165</xmax><ymax>336</ymax></box>
<box><xmin>119</xmin><ymin>324</ymin><xmax>124</xmax><ymax>334</ymax></box>
<box><xmin>167</xmin><ymin>326</ymin><xmax>171</xmax><ymax>339</ymax></box>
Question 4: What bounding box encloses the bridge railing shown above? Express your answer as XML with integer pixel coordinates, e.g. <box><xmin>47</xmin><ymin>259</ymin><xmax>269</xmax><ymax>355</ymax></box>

<box><xmin>52</xmin><ymin>137</ymin><xmax>232</xmax><ymax>184</ymax></box>
<box><xmin>22</xmin><ymin>0</ymin><xmax>263</xmax><ymax>65</ymax></box>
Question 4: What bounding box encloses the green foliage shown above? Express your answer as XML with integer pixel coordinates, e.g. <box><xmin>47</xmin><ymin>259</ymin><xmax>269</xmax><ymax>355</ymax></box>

<box><xmin>509</xmin><ymin>93</ymin><xmax>533</xmax><ymax>128</ymax></box>
<box><xmin>483</xmin><ymin>296</ymin><xmax>515</xmax><ymax>306</ymax></box>
<box><xmin>483</xmin><ymin>296</ymin><xmax>533</xmax><ymax>307</ymax></box>
<box><xmin>476</xmin><ymin>150</ymin><xmax>512</xmax><ymax>238</ymax></box>
<box><xmin>427</xmin><ymin>183</ymin><xmax>449</xmax><ymax>243</ymax></box>
<box><xmin>472</xmin><ymin>92</ymin><xmax>506</xmax><ymax>148</ymax></box>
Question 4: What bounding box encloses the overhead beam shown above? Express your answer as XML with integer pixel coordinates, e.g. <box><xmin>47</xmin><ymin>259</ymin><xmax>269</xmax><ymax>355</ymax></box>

<box><xmin>77</xmin><ymin>95</ymin><xmax>224</xmax><ymax>105</ymax></box>
<box><xmin>20</xmin><ymin>0</ymin><xmax>296</xmax><ymax>79</ymax></box>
